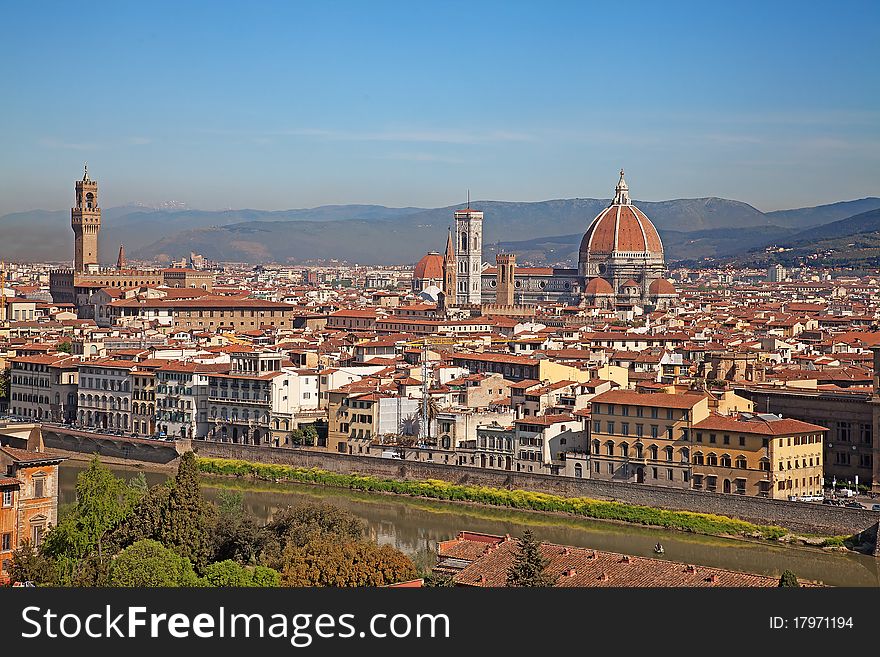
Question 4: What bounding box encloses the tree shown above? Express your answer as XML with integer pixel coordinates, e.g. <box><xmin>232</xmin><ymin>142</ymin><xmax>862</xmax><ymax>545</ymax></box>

<box><xmin>56</xmin><ymin>341</ymin><xmax>73</xmax><ymax>354</ymax></box>
<box><xmin>0</xmin><ymin>367</ymin><xmax>9</xmax><ymax>406</ymax></box>
<box><xmin>778</xmin><ymin>570</ymin><xmax>800</xmax><ymax>587</ymax></box>
<box><xmin>202</xmin><ymin>560</ymin><xmax>280</xmax><ymax>587</ymax></box>
<box><xmin>108</xmin><ymin>481</ymin><xmax>172</xmax><ymax>552</ymax></box>
<box><xmin>42</xmin><ymin>457</ymin><xmax>143</xmax><ymax>583</ymax></box>
<box><xmin>110</xmin><ymin>539</ymin><xmax>202</xmax><ymax>587</ymax></box>
<box><xmin>109</xmin><ymin>452</ymin><xmax>216</xmax><ymax>569</ymax></box>
<box><xmin>279</xmin><ymin>538</ymin><xmax>417</xmax><ymax>587</ymax></box>
<box><xmin>261</xmin><ymin>503</ymin><xmax>364</xmax><ymax>569</ymax></box>
<box><xmin>506</xmin><ymin>530</ymin><xmax>555</xmax><ymax>587</ymax></box>
<box><xmin>211</xmin><ymin>490</ymin><xmax>264</xmax><ymax>564</ymax></box>
<box><xmin>10</xmin><ymin>540</ymin><xmax>57</xmax><ymax>586</ymax></box>
<box><xmin>301</xmin><ymin>423</ymin><xmax>318</xmax><ymax>446</ymax></box>
<box><xmin>417</xmin><ymin>396</ymin><xmax>441</xmax><ymax>443</ymax></box>
<box><xmin>250</xmin><ymin>565</ymin><xmax>282</xmax><ymax>587</ymax></box>
<box><xmin>423</xmin><ymin>571</ymin><xmax>455</xmax><ymax>587</ymax></box>
<box><xmin>160</xmin><ymin>452</ymin><xmax>217</xmax><ymax>568</ymax></box>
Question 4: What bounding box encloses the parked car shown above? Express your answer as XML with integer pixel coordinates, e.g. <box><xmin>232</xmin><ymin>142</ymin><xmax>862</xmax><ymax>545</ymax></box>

<box><xmin>871</xmin><ymin>504</ymin><xmax>880</xmax><ymax>512</ymax></box>
<box><xmin>845</xmin><ymin>501</ymin><xmax>864</xmax><ymax>509</ymax></box>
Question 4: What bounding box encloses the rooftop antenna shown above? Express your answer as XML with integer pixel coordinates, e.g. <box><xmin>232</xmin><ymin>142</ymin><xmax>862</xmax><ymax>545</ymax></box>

<box><xmin>467</xmin><ymin>189</ymin><xmax>470</xmax><ymax>209</ymax></box>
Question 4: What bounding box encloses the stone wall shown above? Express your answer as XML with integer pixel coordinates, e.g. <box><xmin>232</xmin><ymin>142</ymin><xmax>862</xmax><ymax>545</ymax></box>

<box><xmin>193</xmin><ymin>441</ymin><xmax>880</xmax><ymax>537</ymax></box>
<box><xmin>43</xmin><ymin>429</ymin><xmax>181</xmax><ymax>464</ymax></box>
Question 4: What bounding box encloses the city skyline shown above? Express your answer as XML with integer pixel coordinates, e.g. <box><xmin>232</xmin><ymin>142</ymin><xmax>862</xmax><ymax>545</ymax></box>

<box><xmin>1</xmin><ymin>1</ymin><xmax>878</xmax><ymax>215</ymax></box>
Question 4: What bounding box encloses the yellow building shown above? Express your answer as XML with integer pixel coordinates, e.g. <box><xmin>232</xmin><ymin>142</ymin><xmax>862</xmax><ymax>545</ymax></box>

<box><xmin>589</xmin><ymin>389</ymin><xmax>825</xmax><ymax>498</ymax></box>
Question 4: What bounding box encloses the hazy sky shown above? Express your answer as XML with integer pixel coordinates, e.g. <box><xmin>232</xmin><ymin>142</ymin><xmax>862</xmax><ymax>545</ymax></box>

<box><xmin>1</xmin><ymin>0</ymin><xmax>877</xmax><ymax>215</ymax></box>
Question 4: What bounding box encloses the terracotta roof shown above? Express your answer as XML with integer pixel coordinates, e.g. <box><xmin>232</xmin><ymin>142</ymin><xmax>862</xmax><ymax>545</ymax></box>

<box><xmin>693</xmin><ymin>413</ymin><xmax>827</xmax><ymax>436</ymax></box>
<box><xmin>0</xmin><ymin>446</ymin><xmax>66</xmax><ymax>464</ymax></box>
<box><xmin>580</xmin><ymin>204</ymin><xmax>663</xmax><ymax>257</ymax></box>
<box><xmin>413</xmin><ymin>252</ymin><xmax>444</xmax><ymax>280</ymax></box>
<box><xmin>451</xmin><ymin>536</ymin><xmax>798</xmax><ymax>587</ymax></box>
<box><xmin>591</xmin><ymin>390</ymin><xmax>707</xmax><ymax>409</ymax></box>
<box><xmin>584</xmin><ymin>277</ymin><xmax>614</xmax><ymax>295</ymax></box>
<box><xmin>649</xmin><ymin>278</ymin><xmax>677</xmax><ymax>295</ymax></box>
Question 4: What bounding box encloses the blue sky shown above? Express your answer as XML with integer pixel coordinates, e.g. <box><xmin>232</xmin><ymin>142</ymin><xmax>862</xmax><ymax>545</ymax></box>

<box><xmin>1</xmin><ymin>0</ymin><xmax>877</xmax><ymax>214</ymax></box>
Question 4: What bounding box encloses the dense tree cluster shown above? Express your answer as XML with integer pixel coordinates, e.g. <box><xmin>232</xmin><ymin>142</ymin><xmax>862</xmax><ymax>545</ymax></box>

<box><xmin>10</xmin><ymin>452</ymin><xmax>415</xmax><ymax>588</ymax></box>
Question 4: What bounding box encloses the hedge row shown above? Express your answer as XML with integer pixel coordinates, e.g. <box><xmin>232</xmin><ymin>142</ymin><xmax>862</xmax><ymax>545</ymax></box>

<box><xmin>196</xmin><ymin>456</ymin><xmax>789</xmax><ymax>540</ymax></box>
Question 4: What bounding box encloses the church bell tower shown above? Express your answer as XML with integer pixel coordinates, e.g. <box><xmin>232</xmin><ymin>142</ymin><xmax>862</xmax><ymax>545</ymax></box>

<box><xmin>454</xmin><ymin>191</ymin><xmax>483</xmax><ymax>305</ymax></box>
<box><xmin>72</xmin><ymin>164</ymin><xmax>101</xmax><ymax>272</ymax></box>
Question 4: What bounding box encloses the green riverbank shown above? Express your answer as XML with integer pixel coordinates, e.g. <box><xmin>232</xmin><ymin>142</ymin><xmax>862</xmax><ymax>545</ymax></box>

<box><xmin>196</xmin><ymin>456</ymin><xmax>847</xmax><ymax>547</ymax></box>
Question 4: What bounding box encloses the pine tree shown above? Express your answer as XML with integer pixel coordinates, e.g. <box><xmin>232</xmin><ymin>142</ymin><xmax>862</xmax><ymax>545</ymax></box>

<box><xmin>778</xmin><ymin>570</ymin><xmax>800</xmax><ymax>587</ymax></box>
<box><xmin>506</xmin><ymin>530</ymin><xmax>556</xmax><ymax>587</ymax></box>
<box><xmin>161</xmin><ymin>451</ymin><xmax>216</xmax><ymax>568</ymax></box>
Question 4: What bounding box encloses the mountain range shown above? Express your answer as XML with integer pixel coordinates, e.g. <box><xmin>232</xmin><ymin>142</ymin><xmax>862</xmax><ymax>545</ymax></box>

<box><xmin>1</xmin><ymin>196</ymin><xmax>879</xmax><ymax>266</ymax></box>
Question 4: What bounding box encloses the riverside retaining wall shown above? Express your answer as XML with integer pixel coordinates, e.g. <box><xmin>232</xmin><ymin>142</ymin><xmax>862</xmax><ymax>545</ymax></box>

<box><xmin>43</xmin><ymin>429</ymin><xmax>182</xmax><ymax>464</ymax></box>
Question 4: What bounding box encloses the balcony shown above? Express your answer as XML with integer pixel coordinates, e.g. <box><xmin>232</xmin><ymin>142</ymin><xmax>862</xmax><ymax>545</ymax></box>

<box><xmin>208</xmin><ymin>393</ymin><xmax>269</xmax><ymax>406</ymax></box>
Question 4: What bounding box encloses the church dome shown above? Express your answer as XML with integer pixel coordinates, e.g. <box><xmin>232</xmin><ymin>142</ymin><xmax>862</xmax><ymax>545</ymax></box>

<box><xmin>579</xmin><ymin>170</ymin><xmax>663</xmax><ymax>259</ymax></box>
<box><xmin>584</xmin><ymin>277</ymin><xmax>614</xmax><ymax>295</ymax></box>
<box><xmin>648</xmin><ymin>278</ymin><xmax>676</xmax><ymax>296</ymax></box>
<box><xmin>413</xmin><ymin>252</ymin><xmax>444</xmax><ymax>280</ymax></box>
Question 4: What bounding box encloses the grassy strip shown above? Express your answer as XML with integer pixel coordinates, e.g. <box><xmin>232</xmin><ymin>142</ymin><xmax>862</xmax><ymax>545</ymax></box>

<box><xmin>197</xmin><ymin>456</ymin><xmax>789</xmax><ymax>540</ymax></box>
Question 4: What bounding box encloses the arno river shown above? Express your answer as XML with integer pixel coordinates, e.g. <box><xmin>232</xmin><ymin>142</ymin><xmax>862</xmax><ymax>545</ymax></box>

<box><xmin>59</xmin><ymin>462</ymin><xmax>880</xmax><ymax>587</ymax></box>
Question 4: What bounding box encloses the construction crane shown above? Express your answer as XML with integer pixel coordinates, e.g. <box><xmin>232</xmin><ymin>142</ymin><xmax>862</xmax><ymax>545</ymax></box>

<box><xmin>401</xmin><ymin>335</ymin><xmax>520</xmax><ymax>441</ymax></box>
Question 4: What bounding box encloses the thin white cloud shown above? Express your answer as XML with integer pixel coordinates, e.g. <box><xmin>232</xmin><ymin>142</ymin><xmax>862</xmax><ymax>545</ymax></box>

<box><xmin>125</xmin><ymin>136</ymin><xmax>151</xmax><ymax>145</ymax></box>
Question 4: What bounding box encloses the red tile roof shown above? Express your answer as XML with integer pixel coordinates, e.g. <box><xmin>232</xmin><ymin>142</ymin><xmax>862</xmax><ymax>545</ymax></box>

<box><xmin>591</xmin><ymin>390</ymin><xmax>708</xmax><ymax>409</ymax></box>
<box><xmin>450</xmin><ymin>536</ymin><xmax>795</xmax><ymax>587</ymax></box>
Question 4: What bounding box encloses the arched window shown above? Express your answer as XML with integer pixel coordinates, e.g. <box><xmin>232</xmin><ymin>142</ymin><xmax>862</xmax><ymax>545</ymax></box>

<box><xmin>620</xmin><ymin>442</ymin><xmax>629</xmax><ymax>458</ymax></box>
<box><xmin>635</xmin><ymin>443</ymin><xmax>643</xmax><ymax>459</ymax></box>
<box><xmin>735</xmin><ymin>456</ymin><xmax>747</xmax><ymax>469</ymax></box>
<box><xmin>649</xmin><ymin>445</ymin><xmax>658</xmax><ymax>460</ymax></box>
<box><xmin>720</xmin><ymin>454</ymin><xmax>731</xmax><ymax>468</ymax></box>
<box><xmin>665</xmin><ymin>446</ymin><xmax>673</xmax><ymax>461</ymax></box>
<box><xmin>592</xmin><ymin>439</ymin><xmax>600</xmax><ymax>454</ymax></box>
<box><xmin>680</xmin><ymin>447</ymin><xmax>690</xmax><ymax>463</ymax></box>
<box><xmin>605</xmin><ymin>441</ymin><xmax>614</xmax><ymax>456</ymax></box>
<box><xmin>460</xmin><ymin>233</ymin><xmax>468</xmax><ymax>251</ymax></box>
<box><xmin>760</xmin><ymin>458</ymin><xmax>770</xmax><ymax>472</ymax></box>
<box><xmin>707</xmin><ymin>453</ymin><xmax>718</xmax><ymax>466</ymax></box>
<box><xmin>574</xmin><ymin>463</ymin><xmax>583</xmax><ymax>479</ymax></box>
<box><xmin>693</xmin><ymin>451</ymin><xmax>704</xmax><ymax>465</ymax></box>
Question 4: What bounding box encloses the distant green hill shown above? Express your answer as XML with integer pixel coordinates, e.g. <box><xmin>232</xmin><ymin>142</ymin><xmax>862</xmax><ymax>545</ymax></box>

<box><xmin>2</xmin><ymin>196</ymin><xmax>878</xmax><ymax>265</ymax></box>
<box><xmin>784</xmin><ymin>207</ymin><xmax>880</xmax><ymax>243</ymax></box>
<box><xmin>730</xmin><ymin>208</ymin><xmax>880</xmax><ymax>268</ymax></box>
<box><xmin>764</xmin><ymin>197</ymin><xmax>880</xmax><ymax>228</ymax></box>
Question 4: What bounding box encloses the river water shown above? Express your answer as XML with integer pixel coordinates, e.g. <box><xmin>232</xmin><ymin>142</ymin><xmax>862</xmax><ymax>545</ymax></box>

<box><xmin>58</xmin><ymin>462</ymin><xmax>880</xmax><ymax>587</ymax></box>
